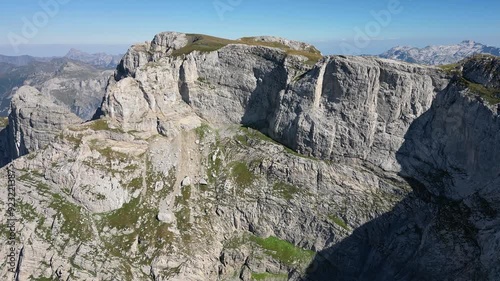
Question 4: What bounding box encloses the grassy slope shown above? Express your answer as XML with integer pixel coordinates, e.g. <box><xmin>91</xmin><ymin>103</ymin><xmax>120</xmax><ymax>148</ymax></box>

<box><xmin>439</xmin><ymin>55</ymin><xmax>500</xmax><ymax>104</ymax></box>
<box><xmin>171</xmin><ymin>34</ymin><xmax>323</xmax><ymax>65</ymax></box>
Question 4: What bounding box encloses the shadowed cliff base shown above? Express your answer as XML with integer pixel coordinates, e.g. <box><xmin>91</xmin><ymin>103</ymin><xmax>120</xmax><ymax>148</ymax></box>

<box><xmin>300</xmin><ymin>80</ymin><xmax>500</xmax><ymax>281</ymax></box>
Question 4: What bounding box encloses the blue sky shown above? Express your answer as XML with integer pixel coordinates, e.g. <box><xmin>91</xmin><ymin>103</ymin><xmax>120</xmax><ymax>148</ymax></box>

<box><xmin>0</xmin><ymin>0</ymin><xmax>499</xmax><ymax>56</ymax></box>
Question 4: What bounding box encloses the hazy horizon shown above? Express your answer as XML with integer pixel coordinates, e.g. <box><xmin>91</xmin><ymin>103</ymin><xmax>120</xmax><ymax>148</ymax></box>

<box><xmin>0</xmin><ymin>37</ymin><xmax>499</xmax><ymax>58</ymax></box>
<box><xmin>1</xmin><ymin>0</ymin><xmax>499</xmax><ymax>57</ymax></box>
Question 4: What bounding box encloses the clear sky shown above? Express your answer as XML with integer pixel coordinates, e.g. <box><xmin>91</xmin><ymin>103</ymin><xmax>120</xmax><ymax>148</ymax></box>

<box><xmin>0</xmin><ymin>0</ymin><xmax>499</xmax><ymax>56</ymax></box>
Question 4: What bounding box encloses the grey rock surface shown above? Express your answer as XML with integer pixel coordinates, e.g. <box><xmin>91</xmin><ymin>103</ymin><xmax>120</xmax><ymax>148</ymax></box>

<box><xmin>8</xmin><ymin>86</ymin><xmax>81</xmax><ymax>158</ymax></box>
<box><xmin>0</xmin><ymin>31</ymin><xmax>499</xmax><ymax>281</ymax></box>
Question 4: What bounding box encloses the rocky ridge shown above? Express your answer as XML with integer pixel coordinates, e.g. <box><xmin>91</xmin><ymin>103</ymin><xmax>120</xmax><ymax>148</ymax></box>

<box><xmin>0</xmin><ymin>32</ymin><xmax>499</xmax><ymax>281</ymax></box>
<box><xmin>0</xmin><ymin>58</ymin><xmax>112</xmax><ymax>119</ymax></box>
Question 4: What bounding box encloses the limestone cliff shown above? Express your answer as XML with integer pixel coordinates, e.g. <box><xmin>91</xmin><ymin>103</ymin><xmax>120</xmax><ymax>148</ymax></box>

<box><xmin>0</xmin><ymin>32</ymin><xmax>499</xmax><ymax>281</ymax></box>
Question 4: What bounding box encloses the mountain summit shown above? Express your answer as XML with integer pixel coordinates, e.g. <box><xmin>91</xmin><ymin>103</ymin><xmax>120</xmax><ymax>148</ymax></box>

<box><xmin>379</xmin><ymin>40</ymin><xmax>500</xmax><ymax>65</ymax></box>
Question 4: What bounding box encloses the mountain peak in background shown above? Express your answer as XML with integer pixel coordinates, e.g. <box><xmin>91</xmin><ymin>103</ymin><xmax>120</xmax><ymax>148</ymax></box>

<box><xmin>379</xmin><ymin>40</ymin><xmax>500</xmax><ymax>65</ymax></box>
<box><xmin>64</xmin><ymin>48</ymin><xmax>123</xmax><ymax>69</ymax></box>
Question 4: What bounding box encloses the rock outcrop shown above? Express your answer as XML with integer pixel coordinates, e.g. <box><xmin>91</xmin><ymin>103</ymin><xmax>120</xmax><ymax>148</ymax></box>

<box><xmin>0</xmin><ymin>32</ymin><xmax>499</xmax><ymax>281</ymax></box>
<box><xmin>8</xmin><ymin>86</ymin><xmax>81</xmax><ymax>158</ymax></box>
<box><xmin>303</xmin><ymin>71</ymin><xmax>500</xmax><ymax>281</ymax></box>
<box><xmin>106</xmin><ymin>32</ymin><xmax>448</xmax><ymax>172</ymax></box>
<box><xmin>0</xmin><ymin>58</ymin><xmax>112</xmax><ymax>119</ymax></box>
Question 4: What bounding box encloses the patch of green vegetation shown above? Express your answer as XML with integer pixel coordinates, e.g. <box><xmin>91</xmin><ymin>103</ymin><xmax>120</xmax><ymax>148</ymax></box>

<box><xmin>128</xmin><ymin>177</ymin><xmax>143</xmax><ymax>191</ymax></box>
<box><xmin>328</xmin><ymin>215</ymin><xmax>350</xmax><ymax>231</ymax></box>
<box><xmin>145</xmin><ymin>163</ymin><xmax>176</xmax><ymax>196</ymax></box>
<box><xmin>0</xmin><ymin>117</ymin><xmax>9</xmax><ymax>128</ymax></box>
<box><xmin>272</xmin><ymin>182</ymin><xmax>301</xmax><ymax>200</ymax></box>
<box><xmin>175</xmin><ymin>185</ymin><xmax>192</xmax><ymax>237</ymax></box>
<box><xmin>18</xmin><ymin>173</ymin><xmax>34</xmax><ymax>182</ymax></box>
<box><xmin>250</xmin><ymin>236</ymin><xmax>315</xmax><ymax>266</ymax></box>
<box><xmin>239</xmin><ymin>37</ymin><xmax>322</xmax><ymax>65</ymax></box>
<box><xmin>197</xmin><ymin>77</ymin><xmax>210</xmax><ymax>84</ymax></box>
<box><xmin>251</xmin><ymin>272</ymin><xmax>288</xmax><ymax>281</ymax></box>
<box><xmin>17</xmin><ymin>201</ymin><xmax>39</xmax><ymax>222</ymax></box>
<box><xmin>124</xmin><ymin>164</ymin><xmax>139</xmax><ymax>171</ymax></box>
<box><xmin>64</xmin><ymin>134</ymin><xmax>83</xmax><ymax>149</ymax></box>
<box><xmin>195</xmin><ymin>123</ymin><xmax>211</xmax><ymax>140</ymax></box>
<box><xmin>50</xmin><ymin>194</ymin><xmax>93</xmax><ymax>242</ymax></box>
<box><xmin>26</xmin><ymin>152</ymin><xmax>37</xmax><ymax>160</ymax></box>
<box><xmin>103</xmin><ymin>197</ymin><xmax>141</xmax><ymax>230</ymax></box>
<box><xmin>230</xmin><ymin>161</ymin><xmax>255</xmax><ymax>187</ymax></box>
<box><xmin>96</xmin><ymin>147</ymin><xmax>129</xmax><ymax>162</ymax></box>
<box><xmin>438</xmin><ymin>63</ymin><xmax>460</xmax><ymax>75</ymax></box>
<box><xmin>30</xmin><ymin>276</ymin><xmax>57</xmax><ymax>281</ymax></box>
<box><xmin>172</xmin><ymin>34</ymin><xmax>235</xmax><ymax>56</ymax></box>
<box><xmin>36</xmin><ymin>182</ymin><xmax>51</xmax><ymax>196</ymax></box>
<box><xmin>234</xmin><ymin>134</ymin><xmax>249</xmax><ymax>146</ymax></box>
<box><xmin>100</xmin><ymin>195</ymin><xmax>175</xmax><ymax>265</ymax></box>
<box><xmin>87</xmin><ymin>119</ymin><xmax>124</xmax><ymax>133</ymax></box>
<box><xmin>460</xmin><ymin>77</ymin><xmax>500</xmax><ymax>104</ymax></box>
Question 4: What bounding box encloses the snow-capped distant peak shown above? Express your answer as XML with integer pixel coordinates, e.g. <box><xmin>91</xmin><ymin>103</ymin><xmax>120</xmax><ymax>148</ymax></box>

<box><xmin>379</xmin><ymin>40</ymin><xmax>500</xmax><ymax>65</ymax></box>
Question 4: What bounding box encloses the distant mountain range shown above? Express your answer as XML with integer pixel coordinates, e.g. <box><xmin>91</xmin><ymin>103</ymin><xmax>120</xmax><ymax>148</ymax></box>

<box><xmin>0</xmin><ymin>49</ymin><xmax>123</xmax><ymax>69</ymax></box>
<box><xmin>379</xmin><ymin>40</ymin><xmax>500</xmax><ymax>65</ymax></box>
<box><xmin>64</xmin><ymin>48</ymin><xmax>123</xmax><ymax>69</ymax></box>
<box><xmin>0</xmin><ymin>58</ymin><xmax>112</xmax><ymax>118</ymax></box>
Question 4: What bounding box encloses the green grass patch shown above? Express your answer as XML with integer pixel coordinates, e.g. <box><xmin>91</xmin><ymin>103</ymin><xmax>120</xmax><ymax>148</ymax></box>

<box><xmin>100</xmin><ymin>195</ymin><xmax>175</xmax><ymax>264</ymax></box>
<box><xmin>328</xmin><ymin>215</ymin><xmax>350</xmax><ymax>231</ymax></box>
<box><xmin>17</xmin><ymin>201</ymin><xmax>39</xmax><ymax>222</ymax></box>
<box><xmin>272</xmin><ymin>182</ymin><xmax>301</xmax><ymax>200</ymax></box>
<box><xmin>251</xmin><ymin>272</ymin><xmax>288</xmax><ymax>281</ymax></box>
<box><xmin>195</xmin><ymin>123</ymin><xmax>211</xmax><ymax>140</ymax></box>
<box><xmin>438</xmin><ymin>63</ymin><xmax>461</xmax><ymax>75</ymax></box>
<box><xmin>0</xmin><ymin>117</ymin><xmax>8</xmax><ymax>128</ymax></box>
<box><xmin>103</xmin><ymin>197</ymin><xmax>141</xmax><ymax>230</ymax></box>
<box><xmin>250</xmin><ymin>236</ymin><xmax>315</xmax><ymax>266</ymax></box>
<box><xmin>230</xmin><ymin>161</ymin><xmax>255</xmax><ymax>187</ymax></box>
<box><xmin>460</xmin><ymin>77</ymin><xmax>500</xmax><ymax>104</ymax></box>
<box><xmin>239</xmin><ymin>37</ymin><xmax>322</xmax><ymax>65</ymax></box>
<box><xmin>128</xmin><ymin>177</ymin><xmax>143</xmax><ymax>191</ymax></box>
<box><xmin>50</xmin><ymin>194</ymin><xmax>93</xmax><ymax>241</ymax></box>
<box><xmin>87</xmin><ymin>119</ymin><xmax>124</xmax><ymax>133</ymax></box>
<box><xmin>172</xmin><ymin>34</ymin><xmax>235</xmax><ymax>56</ymax></box>
<box><xmin>30</xmin><ymin>276</ymin><xmax>58</xmax><ymax>281</ymax></box>
<box><xmin>170</xmin><ymin>34</ymin><xmax>322</xmax><ymax>65</ymax></box>
<box><xmin>96</xmin><ymin>147</ymin><xmax>129</xmax><ymax>162</ymax></box>
<box><xmin>64</xmin><ymin>134</ymin><xmax>83</xmax><ymax>149</ymax></box>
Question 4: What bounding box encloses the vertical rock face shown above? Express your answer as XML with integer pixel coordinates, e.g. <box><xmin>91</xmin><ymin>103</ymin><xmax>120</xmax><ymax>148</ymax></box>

<box><xmin>267</xmin><ymin>56</ymin><xmax>448</xmax><ymax>171</ymax></box>
<box><xmin>8</xmin><ymin>86</ymin><xmax>81</xmax><ymax>158</ymax></box>
<box><xmin>398</xmin><ymin>81</ymin><xmax>500</xmax><ymax>200</ymax></box>
<box><xmin>104</xmin><ymin>34</ymin><xmax>448</xmax><ymax>172</ymax></box>
<box><xmin>303</xmin><ymin>59</ymin><xmax>500</xmax><ymax>281</ymax></box>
